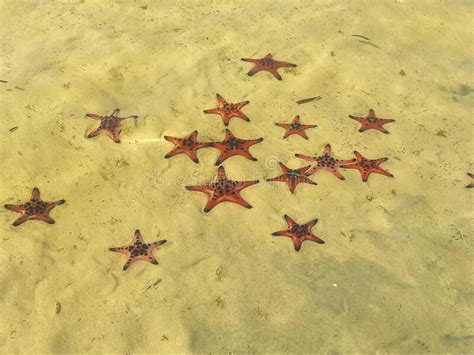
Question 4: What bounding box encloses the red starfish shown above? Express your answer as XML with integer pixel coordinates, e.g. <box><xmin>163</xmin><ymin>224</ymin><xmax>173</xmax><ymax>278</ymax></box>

<box><xmin>4</xmin><ymin>188</ymin><xmax>65</xmax><ymax>226</ymax></box>
<box><xmin>208</xmin><ymin>129</ymin><xmax>263</xmax><ymax>166</ymax></box>
<box><xmin>467</xmin><ymin>173</ymin><xmax>474</xmax><ymax>188</ymax></box>
<box><xmin>340</xmin><ymin>151</ymin><xmax>394</xmax><ymax>182</ymax></box>
<box><xmin>203</xmin><ymin>94</ymin><xmax>250</xmax><ymax>126</ymax></box>
<box><xmin>241</xmin><ymin>53</ymin><xmax>297</xmax><ymax>81</ymax></box>
<box><xmin>86</xmin><ymin>108</ymin><xmax>138</xmax><ymax>143</ymax></box>
<box><xmin>266</xmin><ymin>162</ymin><xmax>317</xmax><ymax>194</ymax></box>
<box><xmin>349</xmin><ymin>109</ymin><xmax>395</xmax><ymax>134</ymax></box>
<box><xmin>295</xmin><ymin>144</ymin><xmax>354</xmax><ymax>180</ymax></box>
<box><xmin>275</xmin><ymin>115</ymin><xmax>317</xmax><ymax>139</ymax></box>
<box><xmin>272</xmin><ymin>215</ymin><xmax>325</xmax><ymax>251</ymax></box>
<box><xmin>109</xmin><ymin>229</ymin><xmax>167</xmax><ymax>271</ymax></box>
<box><xmin>186</xmin><ymin>166</ymin><xmax>259</xmax><ymax>212</ymax></box>
<box><xmin>164</xmin><ymin>130</ymin><xmax>210</xmax><ymax>163</ymax></box>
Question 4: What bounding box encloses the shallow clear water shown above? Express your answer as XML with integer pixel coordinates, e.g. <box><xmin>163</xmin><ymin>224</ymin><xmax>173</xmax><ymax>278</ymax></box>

<box><xmin>0</xmin><ymin>0</ymin><xmax>472</xmax><ymax>353</ymax></box>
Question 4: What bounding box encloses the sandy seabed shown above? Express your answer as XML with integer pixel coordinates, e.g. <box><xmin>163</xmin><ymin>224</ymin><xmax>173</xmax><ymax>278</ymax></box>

<box><xmin>0</xmin><ymin>0</ymin><xmax>473</xmax><ymax>353</ymax></box>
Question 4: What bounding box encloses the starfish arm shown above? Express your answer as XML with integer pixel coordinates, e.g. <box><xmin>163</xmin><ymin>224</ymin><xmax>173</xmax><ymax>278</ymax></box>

<box><xmin>123</xmin><ymin>257</ymin><xmax>135</xmax><ymax>270</ymax></box>
<box><xmin>164</xmin><ymin>147</ymin><xmax>182</xmax><ymax>159</ymax></box>
<box><xmin>295</xmin><ymin>153</ymin><xmax>316</xmax><ymax>162</ymax></box>
<box><xmin>111</xmin><ymin>109</ymin><xmax>120</xmax><ymax>116</ymax></box>
<box><xmin>12</xmin><ymin>214</ymin><xmax>30</xmax><ymax>226</ymax></box>
<box><xmin>203</xmin><ymin>197</ymin><xmax>220</xmax><ymax>212</ymax></box>
<box><xmin>216</xmin><ymin>94</ymin><xmax>226</xmax><ymax>105</ymax></box>
<box><xmin>304</xmin><ymin>234</ymin><xmax>325</xmax><ymax>244</ymax></box>
<box><xmin>275</xmin><ymin>123</ymin><xmax>289</xmax><ymax>129</ymax></box>
<box><xmin>203</xmin><ymin>107</ymin><xmax>221</xmax><ymax>115</ymax></box>
<box><xmin>323</xmin><ymin>144</ymin><xmax>332</xmax><ymax>154</ymax></box>
<box><xmin>353</xmin><ymin>151</ymin><xmax>364</xmax><ymax>161</ymax></box>
<box><xmin>225</xmin><ymin>193</ymin><xmax>253</xmax><ymax>209</ymax></box>
<box><xmin>246</xmin><ymin>66</ymin><xmax>262</xmax><ymax>77</ymax></box>
<box><xmin>278</xmin><ymin>162</ymin><xmax>289</xmax><ymax>172</ymax></box>
<box><xmin>234</xmin><ymin>110</ymin><xmax>250</xmax><ymax>122</ymax></box>
<box><xmin>301</xmin><ymin>124</ymin><xmax>318</xmax><ymax>129</ymax></box>
<box><xmin>106</xmin><ymin>129</ymin><xmax>121</xmax><ymax>143</ymax></box>
<box><xmin>266</xmin><ymin>174</ymin><xmax>288</xmax><ymax>183</ymax></box>
<box><xmin>272</xmin><ymin>229</ymin><xmax>293</xmax><ymax>237</ymax></box>
<box><xmin>283</xmin><ymin>214</ymin><xmax>296</xmax><ymax>227</ymax></box>
<box><xmin>304</xmin><ymin>166</ymin><xmax>319</xmax><ymax>176</ymax></box>
<box><xmin>374</xmin><ymin>167</ymin><xmax>394</xmax><ymax>178</ymax></box>
<box><xmin>348</xmin><ymin>115</ymin><xmax>364</xmax><ymax>122</ymax></box>
<box><xmin>149</xmin><ymin>239</ymin><xmax>167</xmax><ymax>249</ymax></box>
<box><xmin>44</xmin><ymin>200</ymin><xmax>65</xmax><ymax>212</ymax></box>
<box><xmin>240</xmin><ymin>57</ymin><xmax>259</xmax><ymax>63</ymax></box>
<box><xmin>86</xmin><ymin>113</ymin><xmax>102</xmax><ymax>120</ymax></box>
<box><xmin>305</xmin><ymin>218</ymin><xmax>319</xmax><ymax>230</ymax></box>
<box><xmin>216</xmin><ymin>166</ymin><xmax>228</xmax><ymax>179</ymax></box>
<box><xmin>375</xmin><ymin>157</ymin><xmax>389</xmax><ymax>164</ymax></box>
<box><xmin>244</xmin><ymin>137</ymin><xmax>263</xmax><ymax>146</ymax></box>
<box><xmin>33</xmin><ymin>215</ymin><xmax>55</xmax><ymax>224</ymax></box>
<box><xmin>297</xmin><ymin>176</ymin><xmax>318</xmax><ymax>186</ymax></box>
<box><xmin>292</xmin><ymin>238</ymin><xmax>304</xmax><ymax>251</ymax></box>
<box><xmin>268</xmin><ymin>68</ymin><xmax>283</xmax><ymax>81</ymax></box>
<box><xmin>120</xmin><ymin>115</ymin><xmax>138</xmax><ymax>121</ymax></box>
<box><xmin>186</xmin><ymin>184</ymin><xmax>213</xmax><ymax>195</ymax></box>
<box><xmin>164</xmin><ymin>135</ymin><xmax>181</xmax><ymax>144</ymax></box>
<box><xmin>235</xmin><ymin>180</ymin><xmax>259</xmax><ymax>191</ymax></box>
<box><xmin>296</xmin><ymin>165</ymin><xmax>313</xmax><ymax>175</ymax></box>
<box><xmin>109</xmin><ymin>246</ymin><xmax>131</xmax><ymax>254</ymax></box>
<box><xmin>4</xmin><ymin>204</ymin><xmax>25</xmax><ymax>213</ymax></box>
<box><xmin>31</xmin><ymin>188</ymin><xmax>40</xmax><ymax>200</ymax></box>
<box><xmin>295</xmin><ymin>130</ymin><xmax>309</xmax><ymax>139</ymax></box>
<box><xmin>237</xmin><ymin>101</ymin><xmax>249</xmax><ymax>110</ymax></box>
<box><xmin>87</xmin><ymin>127</ymin><xmax>102</xmax><ymax>138</ymax></box>
<box><xmin>276</xmin><ymin>60</ymin><xmax>297</xmax><ymax>68</ymax></box>
<box><xmin>329</xmin><ymin>169</ymin><xmax>346</xmax><ymax>180</ymax></box>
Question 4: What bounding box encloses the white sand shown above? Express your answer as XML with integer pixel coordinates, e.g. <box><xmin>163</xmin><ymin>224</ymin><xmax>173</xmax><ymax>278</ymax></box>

<box><xmin>0</xmin><ymin>0</ymin><xmax>472</xmax><ymax>353</ymax></box>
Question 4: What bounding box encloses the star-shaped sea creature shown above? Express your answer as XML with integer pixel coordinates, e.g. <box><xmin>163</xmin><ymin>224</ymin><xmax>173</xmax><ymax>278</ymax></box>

<box><xmin>164</xmin><ymin>130</ymin><xmax>210</xmax><ymax>163</ymax></box>
<box><xmin>86</xmin><ymin>108</ymin><xmax>138</xmax><ymax>143</ymax></box>
<box><xmin>4</xmin><ymin>188</ymin><xmax>65</xmax><ymax>226</ymax></box>
<box><xmin>241</xmin><ymin>53</ymin><xmax>297</xmax><ymax>81</ymax></box>
<box><xmin>467</xmin><ymin>173</ymin><xmax>474</xmax><ymax>188</ymax></box>
<box><xmin>186</xmin><ymin>166</ymin><xmax>259</xmax><ymax>212</ymax></box>
<box><xmin>266</xmin><ymin>162</ymin><xmax>317</xmax><ymax>193</ymax></box>
<box><xmin>208</xmin><ymin>129</ymin><xmax>263</xmax><ymax>165</ymax></box>
<box><xmin>275</xmin><ymin>115</ymin><xmax>317</xmax><ymax>139</ymax></box>
<box><xmin>272</xmin><ymin>214</ymin><xmax>325</xmax><ymax>251</ymax></box>
<box><xmin>295</xmin><ymin>144</ymin><xmax>353</xmax><ymax>180</ymax></box>
<box><xmin>109</xmin><ymin>229</ymin><xmax>167</xmax><ymax>271</ymax></box>
<box><xmin>348</xmin><ymin>109</ymin><xmax>395</xmax><ymax>134</ymax></box>
<box><xmin>340</xmin><ymin>151</ymin><xmax>394</xmax><ymax>182</ymax></box>
<box><xmin>203</xmin><ymin>94</ymin><xmax>250</xmax><ymax>126</ymax></box>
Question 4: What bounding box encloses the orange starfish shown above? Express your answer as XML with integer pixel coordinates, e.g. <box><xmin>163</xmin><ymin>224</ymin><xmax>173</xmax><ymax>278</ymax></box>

<box><xmin>203</xmin><ymin>94</ymin><xmax>250</xmax><ymax>126</ymax></box>
<box><xmin>349</xmin><ymin>109</ymin><xmax>395</xmax><ymax>134</ymax></box>
<box><xmin>208</xmin><ymin>129</ymin><xmax>263</xmax><ymax>166</ymax></box>
<box><xmin>86</xmin><ymin>108</ymin><xmax>138</xmax><ymax>143</ymax></box>
<box><xmin>295</xmin><ymin>144</ymin><xmax>353</xmax><ymax>180</ymax></box>
<box><xmin>241</xmin><ymin>53</ymin><xmax>296</xmax><ymax>81</ymax></box>
<box><xmin>164</xmin><ymin>130</ymin><xmax>210</xmax><ymax>163</ymax></box>
<box><xmin>109</xmin><ymin>229</ymin><xmax>167</xmax><ymax>271</ymax></box>
<box><xmin>272</xmin><ymin>215</ymin><xmax>325</xmax><ymax>251</ymax></box>
<box><xmin>275</xmin><ymin>115</ymin><xmax>317</xmax><ymax>139</ymax></box>
<box><xmin>186</xmin><ymin>166</ymin><xmax>259</xmax><ymax>212</ymax></box>
<box><xmin>266</xmin><ymin>162</ymin><xmax>317</xmax><ymax>193</ymax></box>
<box><xmin>340</xmin><ymin>151</ymin><xmax>394</xmax><ymax>182</ymax></box>
<box><xmin>4</xmin><ymin>188</ymin><xmax>65</xmax><ymax>226</ymax></box>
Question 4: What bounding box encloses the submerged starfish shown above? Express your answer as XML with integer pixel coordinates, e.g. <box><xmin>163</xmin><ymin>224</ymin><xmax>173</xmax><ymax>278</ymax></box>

<box><xmin>241</xmin><ymin>53</ymin><xmax>297</xmax><ymax>81</ymax></box>
<box><xmin>349</xmin><ymin>109</ymin><xmax>395</xmax><ymax>134</ymax></box>
<box><xmin>276</xmin><ymin>115</ymin><xmax>317</xmax><ymax>139</ymax></box>
<box><xmin>295</xmin><ymin>144</ymin><xmax>353</xmax><ymax>180</ymax></box>
<box><xmin>4</xmin><ymin>188</ymin><xmax>65</xmax><ymax>226</ymax></box>
<box><xmin>164</xmin><ymin>130</ymin><xmax>210</xmax><ymax>163</ymax></box>
<box><xmin>266</xmin><ymin>162</ymin><xmax>317</xmax><ymax>194</ymax></box>
<box><xmin>208</xmin><ymin>129</ymin><xmax>263</xmax><ymax>166</ymax></box>
<box><xmin>86</xmin><ymin>108</ymin><xmax>138</xmax><ymax>143</ymax></box>
<box><xmin>340</xmin><ymin>151</ymin><xmax>394</xmax><ymax>182</ymax></box>
<box><xmin>203</xmin><ymin>94</ymin><xmax>250</xmax><ymax>126</ymax></box>
<box><xmin>109</xmin><ymin>229</ymin><xmax>167</xmax><ymax>271</ymax></box>
<box><xmin>186</xmin><ymin>166</ymin><xmax>259</xmax><ymax>212</ymax></box>
<box><xmin>272</xmin><ymin>215</ymin><xmax>325</xmax><ymax>251</ymax></box>
<box><xmin>467</xmin><ymin>173</ymin><xmax>474</xmax><ymax>188</ymax></box>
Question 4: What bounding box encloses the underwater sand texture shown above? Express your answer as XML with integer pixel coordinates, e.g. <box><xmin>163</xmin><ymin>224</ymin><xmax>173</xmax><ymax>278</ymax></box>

<box><xmin>0</xmin><ymin>0</ymin><xmax>473</xmax><ymax>353</ymax></box>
